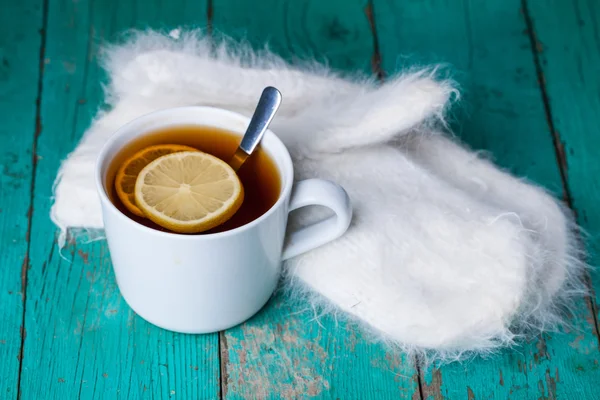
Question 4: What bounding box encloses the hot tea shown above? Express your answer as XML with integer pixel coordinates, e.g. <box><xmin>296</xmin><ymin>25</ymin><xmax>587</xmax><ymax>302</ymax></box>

<box><xmin>106</xmin><ymin>125</ymin><xmax>281</xmax><ymax>234</ymax></box>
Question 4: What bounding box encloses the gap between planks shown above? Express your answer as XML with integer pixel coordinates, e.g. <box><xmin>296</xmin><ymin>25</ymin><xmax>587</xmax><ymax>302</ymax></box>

<box><xmin>206</xmin><ymin>0</ymin><xmax>213</xmax><ymax>36</ymax></box>
<box><xmin>366</xmin><ymin>0</ymin><xmax>426</xmax><ymax>398</ymax></box>
<box><xmin>366</xmin><ymin>0</ymin><xmax>385</xmax><ymax>80</ymax></box>
<box><xmin>521</xmin><ymin>0</ymin><xmax>600</xmax><ymax>346</ymax></box>
<box><xmin>16</xmin><ymin>0</ymin><xmax>50</xmax><ymax>398</ymax></box>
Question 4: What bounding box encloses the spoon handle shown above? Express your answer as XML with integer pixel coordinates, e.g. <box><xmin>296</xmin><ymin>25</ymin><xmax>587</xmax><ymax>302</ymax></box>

<box><xmin>239</xmin><ymin>86</ymin><xmax>282</xmax><ymax>155</ymax></box>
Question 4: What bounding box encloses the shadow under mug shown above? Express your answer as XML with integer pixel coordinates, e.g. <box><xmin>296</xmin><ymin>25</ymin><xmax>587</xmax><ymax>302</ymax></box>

<box><xmin>95</xmin><ymin>106</ymin><xmax>352</xmax><ymax>333</ymax></box>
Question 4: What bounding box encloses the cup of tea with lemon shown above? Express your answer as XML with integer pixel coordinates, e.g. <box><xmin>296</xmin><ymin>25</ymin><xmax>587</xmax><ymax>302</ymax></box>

<box><xmin>95</xmin><ymin>88</ymin><xmax>352</xmax><ymax>333</ymax></box>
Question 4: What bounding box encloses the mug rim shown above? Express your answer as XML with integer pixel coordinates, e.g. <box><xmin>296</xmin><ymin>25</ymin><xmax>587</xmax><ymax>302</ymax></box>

<box><xmin>95</xmin><ymin>106</ymin><xmax>294</xmax><ymax>240</ymax></box>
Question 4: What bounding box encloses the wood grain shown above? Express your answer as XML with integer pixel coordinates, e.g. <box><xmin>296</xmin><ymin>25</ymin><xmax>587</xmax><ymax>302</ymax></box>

<box><xmin>0</xmin><ymin>0</ymin><xmax>45</xmax><ymax>398</ymax></box>
<box><xmin>17</xmin><ymin>0</ymin><xmax>220</xmax><ymax>398</ymax></box>
<box><xmin>372</xmin><ymin>0</ymin><xmax>600</xmax><ymax>398</ymax></box>
<box><xmin>212</xmin><ymin>1</ymin><xmax>420</xmax><ymax>398</ymax></box>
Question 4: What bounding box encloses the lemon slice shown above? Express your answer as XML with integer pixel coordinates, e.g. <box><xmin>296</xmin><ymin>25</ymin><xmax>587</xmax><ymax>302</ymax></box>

<box><xmin>134</xmin><ymin>151</ymin><xmax>244</xmax><ymax>233</ymax></box>
<box><xmin>115</xmin><ymin>144</ymin><xmax>199</xmax><ymax>216</ymax></box>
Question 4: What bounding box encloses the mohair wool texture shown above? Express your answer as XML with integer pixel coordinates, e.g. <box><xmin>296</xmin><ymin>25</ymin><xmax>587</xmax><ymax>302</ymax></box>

<box><xmin>51</xmin><ymin>30</ymin><xmax>585</xmax><ymax>362</ymax></box>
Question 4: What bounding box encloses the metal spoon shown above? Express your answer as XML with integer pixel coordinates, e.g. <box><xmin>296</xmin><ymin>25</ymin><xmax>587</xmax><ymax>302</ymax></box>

<box><xmin>229</xmin><ymin>86</ymin><xmax>282</xmax><ymax>171</ymax></box>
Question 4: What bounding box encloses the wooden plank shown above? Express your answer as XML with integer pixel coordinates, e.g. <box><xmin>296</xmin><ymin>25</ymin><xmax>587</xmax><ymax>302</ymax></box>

<box><xmin>0</xmin><ymin>0</ymin><xmax>44</xmax><ymax>398</ymax></box>
<box><xmin>526</xmin><ymin>0</ymin><xmax>600</xmax><ymax>349</ymax></box>
<box><xmin>212</xmin><ymin>1</ymin><xmax>420</xmax><ymax>398</ymax></box>
<box><xmin>212</xmin><ymin>0</ymin><xmax>375</xmax><ymax>74</ymax></box>
<box><xmin>373</xmin><ymin>0</ymin><xmax>600</xmax><ymax>398</ymax></box>
<box><xmin>18</xmin><ymin>0</ymin><xmax>220</xmax><ymax>398</ymax></box>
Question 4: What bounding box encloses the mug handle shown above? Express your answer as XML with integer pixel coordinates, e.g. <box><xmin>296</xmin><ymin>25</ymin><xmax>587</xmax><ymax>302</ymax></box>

<box><xmin>281</xmin><ymin>179</ymin><xmax>352</xmax><ymax>260</ymax></box>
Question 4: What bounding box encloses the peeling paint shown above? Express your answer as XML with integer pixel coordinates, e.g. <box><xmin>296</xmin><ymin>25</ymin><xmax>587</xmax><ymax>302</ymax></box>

<box><xmin>545</xmin><ymin>368</ymin><xmax>557</xmax><ymax>399</ymax></box>
<box><xmin>223</xmin><ymin>320</ymin><xmax>329</xmax><ymax>398</ymax></box>
<box><xmin>77</xmin><ymin>249</ymin><xmax>89</xmax><ymax>264</ymax></box>
<box><xmin>467</xmin><ymin>386</ymin><xmax>475</xmax><ymax>400</ymax></box>
<box><xmin>569</xmin><ymin>334</ymin><xmax>585</xmax><ymax>350</ymax></box>
<box><xmin>420</xmin><ymin>369</ymin><xmax>443</xmax><ymax>400</ymax></box>
<box><xmin>534</xmin><ymin>338</ymin><xmax>550</xmax><ymax>363</ymax></box>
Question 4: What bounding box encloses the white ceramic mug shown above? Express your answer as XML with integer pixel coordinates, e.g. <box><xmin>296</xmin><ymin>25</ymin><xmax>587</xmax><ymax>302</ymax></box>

<box><xmin>95</xmin><ymin>106</ymin><xmax>352</xmax><ymax>333</ymax></box>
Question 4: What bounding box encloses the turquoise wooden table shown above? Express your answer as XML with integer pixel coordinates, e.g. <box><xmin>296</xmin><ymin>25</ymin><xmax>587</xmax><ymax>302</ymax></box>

<box><xmin>1</xmin><ymin>0</ymin><xmax>599</xmax><ymax>398</ymax></box>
